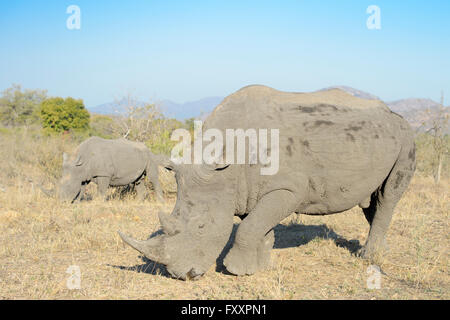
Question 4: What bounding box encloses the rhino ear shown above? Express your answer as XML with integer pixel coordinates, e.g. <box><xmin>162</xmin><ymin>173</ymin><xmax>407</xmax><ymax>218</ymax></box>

<box><xmin>74</xmin><ymin>155</ymin><xmax>83</xmax><ymax>166</ymax></box>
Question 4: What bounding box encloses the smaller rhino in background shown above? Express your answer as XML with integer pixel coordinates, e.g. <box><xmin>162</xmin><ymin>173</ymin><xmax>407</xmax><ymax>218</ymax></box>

<box><xmin>60</xmin><ymin>136</ymin><xmax>164</xmax><ymax>203</ymax></box>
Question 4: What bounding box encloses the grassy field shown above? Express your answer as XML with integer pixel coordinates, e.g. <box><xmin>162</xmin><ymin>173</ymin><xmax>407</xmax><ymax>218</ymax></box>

<box><xmin>0</xmin><ymin>131</ymin><xmax>448</xmax><ymax>299</ymax></box>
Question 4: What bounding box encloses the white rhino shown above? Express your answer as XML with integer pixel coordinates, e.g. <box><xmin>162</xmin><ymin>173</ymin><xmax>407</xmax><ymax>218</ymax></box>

<box><xmin>60</xmin><ymin>136</ymin><xmax>164</xmax><ymax>202</ymax></box>
<box><xmin>120</xmin><ymin>85</ymin><xmax>416</xmax><ymax>279</ymax></box>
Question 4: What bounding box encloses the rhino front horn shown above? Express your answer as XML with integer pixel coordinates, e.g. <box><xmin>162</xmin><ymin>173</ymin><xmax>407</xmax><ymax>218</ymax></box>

<box><xmin>118</xmin><ymin>231</ymin><xmax>168</xmax><ymax>265</ymax></box>
<box><xmin>158</xmin><ymin>211</ymin><xmax>182</xmax><ymax>236</ymax></box>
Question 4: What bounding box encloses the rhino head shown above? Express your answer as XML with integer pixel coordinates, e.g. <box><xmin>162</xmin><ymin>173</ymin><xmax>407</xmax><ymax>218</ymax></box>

<box><xmin>119</xmin><ymin>161</ymin><xmax>238</xmax><ymax>280</ymax></box>
<box><xmin>59</xmin><ymin>152</ymin><xmax>85</xmax><ymax>202</ymax></box>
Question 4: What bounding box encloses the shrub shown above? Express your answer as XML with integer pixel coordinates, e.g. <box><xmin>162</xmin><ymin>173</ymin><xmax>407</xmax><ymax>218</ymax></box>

<box><xmin>40</xmin><ymin>97</ymin><xmax>90</xmax><ymax>133</ymax></box>
<box><xmin>0</xmin><ymin>84</ymin><xmax>47</xmax><ymax>126</ymax></box>
<box><xmin>415</xmin><ymin>133</ymin><xmax>449</xmax><ymax>178</ymax></box>
<box><xmin>89</xmin><ymin>114</ymin><xmax>118</xmax><ymax>139</ymax></box>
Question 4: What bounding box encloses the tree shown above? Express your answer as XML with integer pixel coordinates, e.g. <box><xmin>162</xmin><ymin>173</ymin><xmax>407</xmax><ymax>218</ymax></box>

<box><xmin>0</xmin><ymin>84</ymin><xmax>47</xmax><ymax>126</ymax></box>
<box><xmin>111</xmin><ymin>94</ymin><xmax>160</xmax><ymax>141</ymax></box>
<box><xmin>111</xmin><ymin>93</ymin><xmax>183</xmax><ymax>154</ymax></box>
<box><xmin>40</xmin><ymin>97</ymin><xmax>90</xmax><ymax>133</ymax></box>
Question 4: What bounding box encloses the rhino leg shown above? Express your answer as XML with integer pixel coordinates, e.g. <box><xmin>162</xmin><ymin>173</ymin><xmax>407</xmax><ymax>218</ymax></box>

<box><xmin>147</xmin><ymin>167</ymin><xmax>164</xmax><ymax>202</ymax></box>
<box><xmin>74</xmin><ymin>183</ymin><xmax>87</xmax><ymax>202</ymax></box>
<box><xmin>359</xmin><ymin>145</ymin><xmax>415</xmax><ymax>259</ymax></box>
<box><xmin>224</xmin><ymin>190</ymin><xmax>297</xmax><ymax>276</ymax></box>
<box><xmin>257</xmin><ymin>229</ymin><xmax>275</xmax><ymax>271</ymax></box>
<box><xmin>96</xmin><ymin>176</ymin><xmax>111</xmax><ymax>200</ymax></box>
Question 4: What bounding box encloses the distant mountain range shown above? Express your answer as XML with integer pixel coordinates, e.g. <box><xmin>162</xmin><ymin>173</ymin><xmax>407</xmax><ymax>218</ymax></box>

<box><xmin>157</xmin><ymin>96</ymin><xmax>224</xmax><ymax>120</ymax></box>
<box><xmin>318</xmin><ymin>85</ymin><xmax>380</xmax><ymax>100</ymax></box>
<box><xmin>387</xmin><ymin>98</ymin><xmax>448</xmax><ymax>132</ymax></box>
<box><xmin>88</xmin><ymin>96</ymin><xmax>223</xmax><ymax>120</ymax></box>
<box><xmin>88</xmin><ymin>98</ymin><xmax>147</xmax><ymax>115</ymax></box>
<box><xmin>87</xmin><ymin>86</ymin><xmax>448</xmax><ymax>133</ymax></box>
<box><xmin>321</xmin><ymin>87</ymin><xmax>449</xmax><ymax>133</ymax></box>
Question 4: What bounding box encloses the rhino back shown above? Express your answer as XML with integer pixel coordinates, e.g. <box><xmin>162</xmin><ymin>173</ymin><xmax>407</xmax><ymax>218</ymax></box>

<box><xmin>78</xmin><ymin>137</ymin><xmax>149</xmax><ymax>185</ymax></box>
<box><xmin>205</xmin><ymin>85</ymin><xmax>413</xmax><ymax>214</ymax></box>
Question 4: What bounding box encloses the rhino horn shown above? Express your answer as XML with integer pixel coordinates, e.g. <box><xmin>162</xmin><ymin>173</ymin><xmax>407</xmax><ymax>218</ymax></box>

<box><xmin>118</xmin><ymin>231</ymin><xmax>169</xmax><ymax>265</ymax></box>
<box><xmin>158</xmin><ymin>211</ymin><xmax>182</xmax><ymax>236</ymax></box>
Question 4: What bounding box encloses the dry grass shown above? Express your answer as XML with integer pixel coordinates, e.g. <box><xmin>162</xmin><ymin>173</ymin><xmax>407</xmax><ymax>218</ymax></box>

<box><xmin>0</xmin><ymin>131</ymin><xmax>448</xmax><ymax>299</ymax></box>
<box><xmin>0</xmin><ymin>178</ymin><xmax>447</xmax><ymax>300</ymax></box>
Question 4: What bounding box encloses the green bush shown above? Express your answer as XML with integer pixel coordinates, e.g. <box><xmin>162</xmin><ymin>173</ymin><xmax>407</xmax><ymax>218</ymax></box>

<box><xmin>0</xmin><ymin>127</ymin><xmax>12</xmax><ymax>135</ymax></box>
<box><xmin>40</xmin><ymin>97</ymin><xmax>90</xmax><ymax>133</ymax></box>
<box><xmin>415</xmin><ymin>133</ymin><xmax>449</xmax><ymax>178</ymax></box>
<box><xmin>89</xmin><ymin>114</ymin><xmax>117</xmax><ymax>139</ymax></box>
<box><xmin>144</xmin><ymin>118</ymin><xmax>184</xmax><ymax>155</ymax></box>
<box><xmin>146</xmin><ymin>127</ymin><xmax>177</xmax><ymax>155</ymax></box>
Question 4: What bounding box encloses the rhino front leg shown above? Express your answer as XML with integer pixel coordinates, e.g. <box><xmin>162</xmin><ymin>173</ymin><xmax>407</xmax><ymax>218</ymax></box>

<box><xmin>74</xmin><ymin>183</ymin><xmax>87</xmax><ymax>202</ymax></box>
<box><xmin>257</xmin><ymin>229</ymin><xmax>275</xmax><ymax>271</ymax></box>
<box><xmin>134</xmin><ymin>181</ymin><xmax>149</xmax><ymax>201</ymax></box>
<box><xmin>149</xmin><ymin>176</ymin><xmax>164</xmax><ymax>203</ymax></box>
<box><xmin>224</xmin><ymin>190</ymin><xmax>297</xmax><ymax>276</ymax></box>
<box><xmin>147</xmin><ymin>167</ymin><xmax>164</xmax><ymax>203</ymax></box>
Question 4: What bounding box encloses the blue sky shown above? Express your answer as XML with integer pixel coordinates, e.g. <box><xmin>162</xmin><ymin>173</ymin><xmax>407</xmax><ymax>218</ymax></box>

<box><xmin>0</xmin><ymin>0</ymin><xmax>449</xmax><ymax>107</ymax></box>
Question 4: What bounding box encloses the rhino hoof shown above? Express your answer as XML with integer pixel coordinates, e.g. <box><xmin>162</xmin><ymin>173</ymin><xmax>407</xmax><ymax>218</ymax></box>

<box><xmin>356</xmin><ymin>246</ymin><xmax>370</xmax><ymax>259</ymax></box>
<box><xmin>223</xmin><ymin>246</ymin><xmax>258</xmax><ymax>276</ymax></box>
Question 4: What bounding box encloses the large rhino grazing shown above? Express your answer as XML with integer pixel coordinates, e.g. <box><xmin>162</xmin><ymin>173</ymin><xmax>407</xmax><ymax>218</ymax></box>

<box><xmin>119</xmin><ymin>85</ymin><xmax>416</xmax><ymax>279</ymax></box>
<box><xmin>60</xmin><ymin>136</ymin><xmax>164</xmax><ymax>202</ymax></box>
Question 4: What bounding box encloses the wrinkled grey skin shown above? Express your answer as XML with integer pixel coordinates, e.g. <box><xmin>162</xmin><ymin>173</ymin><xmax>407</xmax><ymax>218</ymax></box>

<box><xmin>60</xmin><ymin>137</ymin><xmax>164</xmax><ymax>203</ymax></box>
<box><xmin>119</xmin><ymin>85</ymin><xmax>416</xmax><ymax>280</ymax></box>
